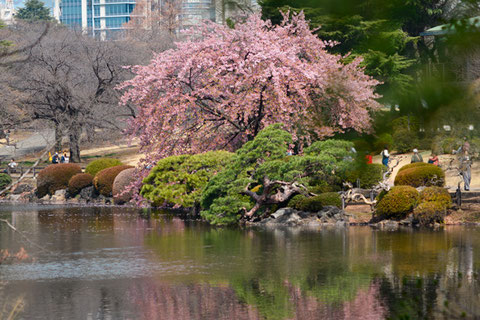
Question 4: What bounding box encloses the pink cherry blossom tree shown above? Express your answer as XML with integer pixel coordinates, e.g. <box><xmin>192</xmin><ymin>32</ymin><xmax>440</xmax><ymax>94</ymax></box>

<box><xmin>119</xmin><ymin>12</ymin><xmax>380</xmax><ymax>161</ymax></box>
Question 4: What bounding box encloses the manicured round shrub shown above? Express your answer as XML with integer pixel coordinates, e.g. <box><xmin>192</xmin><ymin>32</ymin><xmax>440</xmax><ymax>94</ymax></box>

<box><xmin>94</xmin><ymin>165</ymin><xmax>133</xmax><ymax>197</ymax></box>
<box><xmin>67</xmin><ymin>173</ymin><xmax>93</xmax><ymax>196</ymax></box>
<box><xmin>376</xmin><ymin>186</ymin><xmax>420</xmax><ymax>218</ymax></box>
<box><xmin>420</xmin><ymin>187</ymin><xmax>452</xmax><ymax>209</ymax></box>
<box><xmin>37</xmin><ymin>163</ymin><xmax>82</xmax><ymax>198</ymax></box>
<box><xmin>112</xmin><ymin>168</ymin><xmax>136</xmax><ymax>204</ymax></box>
<box><xmin>394</xmin><ymin>164</ymin><xmax>445</xmax><ymax>188</ymax></box>
<box><xmin>0</xmin><ymin>173</ymin><xmax>12</xmax><ymax>190</ymax></box>
<box><xmin>288</xmin><ymin>194</ymin><xmax>307</xmax><ymax>210</ymax></box>
<box><xmin>85</xmin><ymin>158</ymin><xmax>123</xmax><ymax>177</ymax></box>
<box><xmin>295</xmin><ymin>192</ymin><xmax>342</xmax><ymax>212</ymax></box>
<box><xmin>413</xmin><ymin>201</ymin><xmax>446</xmax><ymax>225</ymax></box>
<box><xmin>397</xmin><ymin>162</ymin><xmax>429</xmax><ymax>173</ymax></box>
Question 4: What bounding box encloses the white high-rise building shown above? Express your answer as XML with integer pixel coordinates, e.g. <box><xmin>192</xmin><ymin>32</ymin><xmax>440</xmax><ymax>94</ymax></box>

<box><xmin>0</xmin><ymin>0</ymin><xmax>15</xmax><ymax>24</ymax></box>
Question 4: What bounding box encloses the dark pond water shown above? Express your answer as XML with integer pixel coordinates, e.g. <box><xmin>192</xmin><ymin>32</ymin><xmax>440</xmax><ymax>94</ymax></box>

<box><xmin>1</xmin><ymin>205</ymin><xmax>480</xmax><ymax>319</ymax></box>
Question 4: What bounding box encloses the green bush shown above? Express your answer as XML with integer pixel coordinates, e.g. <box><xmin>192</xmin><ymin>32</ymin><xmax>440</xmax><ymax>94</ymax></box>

<box><xmin>0</xmin><ymin>173</ymin><xmax>12</xmax><ymax>190</ymax></box>
<box><xmin>141</xmin><ymin>151</ymin><xmax>233</xmax><ymax>208</ymax></box>
<box><xmin>67</xmin><ymin>173</ymin><xmax>93</xmax><ymax>196</ymax></box>
<box><xmin>391</xmin><ymin>116</ymin><xmax>419</xmax><ymax>133</ymax></box>
<box><xmin>376</xmin><ymin>186</ymin><xmax>420</xmax><ymax>218</ymax></box>
<box><xmin>308</xmin><ymin>183</ymin><xmax>338</xmax><ymax>194</ymax></box>
<box><xmin>352</xmin><ymin>139</ymin><xmax>371</xmax><ymax>153</ymax></box>
<box><xmin>394</xmin><ymin>164</ymin><xmax>445</xmax><ymax>187</ymax></box>
<box><xmin>288</xmin><ymin>194</ymin><xmax>307</xmax><ymax>210</ymax></box>
<box><xmin>295</xmin><ymin>192</ymin><xmax>342</xmax><ymax>212</ymax></box>
<box><xmin>393</xmin><ymin>129</ymin><xmax>419</xmax><ymax>154</ymax></box>
<box><xmin>37</xmin><ymin>163</ymin><xmax>82</xmax><ymax>198</ymax></box>
<box><xmin>431</xmin><ymin>136</ymin><xmax>457</xmax><ymax>155</ymax></box>
<box><xmin>413</xmin><ymin>201</ymin><xmax>446</xmax><ymax>225</ymax></box>
<box><xmin>397</xmin><ymin>162</ymin><xmax>429</xmax><ymax>173</ymax></box>
<box><xmin>373</xmin><ymin>133</ymin><xmax>393</xmax><ymax>153</ymax></box>
<box><xmin>85</xmin><ymin>158</ymin><xmax>123</xmax><ymax>176</ymax></box>
<box><xmin>94</xmin><ymin>165</ymin><xmax>133</xmax><ymax>197</ymax></box>
<box><xmin>346</xmin><ymin>163</ymin><xmax>386</xmax><ymax>189</ymax></box>
<box><xmin>420</xmin><ymin>187</ymin><xmax>452</xmax><ymax>209</ymax></box>
<box><xmin>113</xmin><ymin>168</ymin><xmax>136</xmax><ymax>204</ymax></box>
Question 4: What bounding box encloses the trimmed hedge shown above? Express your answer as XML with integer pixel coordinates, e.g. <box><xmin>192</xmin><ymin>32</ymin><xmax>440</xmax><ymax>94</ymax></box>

<box><xmin>37</xmin><ymin>163</ymin><xmax>82</xmax><ymax>198</ymax></box>
<box><xmin>67</xmin><ymin>173</ymin><xmax>93</xmax><ymax>196</ymax></box>
<box><xmin>376</xmin><ymin>186</ymin><xmax>420</xmax><ymax>218</ymax></box>
<box><xmin>112</xmin><ymin>168</ymin><xmax>136</xmax><ymax>204</ymax></box>
<box><xmin>413</xmin><ymin>201</ymin><xmax>446</xmax><ymax>225</ymax></box>
<box><xmin>94</xmin><ymin>165</ymin><xmax>133</xmax><ymax>197</ymax></box>
<box><xmin>85</xmin><ymin>158</ymin><xmax>123</xmax><ymax>177</ymax></box>
<box><xmin>420</xmin><ymin>187</ymin><xmax>452</xmax><ymax>209</ymax></box>
<box><xmin>398</xmin><ymin>162</ymin><xmax>429</xmax><ymax>173</ymax></box>
<box><xmin>394</xmin><ymin>164</ymin><xmax>445</xmax><ymax>187</ymax></box>
<box><xmin>291</xmin><ymin>192</ymin><xmax>342</xmax><ymax>212</ymax></box>
<box><xmin>288</xmin><ymin>194</ymin><xmax>307</xmax><ymax>210</ymax></box>
<box><xmin>0</xmin><ymin>173</ymin><xmax>12</xmax><ymax>190</ymax></box>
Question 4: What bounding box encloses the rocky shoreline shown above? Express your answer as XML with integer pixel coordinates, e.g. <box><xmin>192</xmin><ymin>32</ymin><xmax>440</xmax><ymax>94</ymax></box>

<box><xmin>3</xmin><ymin>183</ymin><xmax>480</xmax><ymax>228</ymax></box>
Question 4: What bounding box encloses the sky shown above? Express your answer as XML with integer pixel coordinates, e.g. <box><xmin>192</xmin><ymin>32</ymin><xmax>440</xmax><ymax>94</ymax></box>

<box><xmin>13</xmin><ymin>0</ymin><xmax>54</xmax><ymax>12</ymax></box>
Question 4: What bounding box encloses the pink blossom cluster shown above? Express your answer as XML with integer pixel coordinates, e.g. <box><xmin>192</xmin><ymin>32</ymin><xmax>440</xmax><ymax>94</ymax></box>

<box><xmin>119</xmin><ymin>12</ymin><xmax>380</xmax><ymax>176</ymax></box>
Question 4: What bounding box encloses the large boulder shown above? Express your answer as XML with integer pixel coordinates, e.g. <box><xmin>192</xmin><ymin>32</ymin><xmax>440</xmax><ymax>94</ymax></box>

<box><xmin>112</xmin><ymin>168</ymin><xmax>136</xmax><ymax>204</ymax></box>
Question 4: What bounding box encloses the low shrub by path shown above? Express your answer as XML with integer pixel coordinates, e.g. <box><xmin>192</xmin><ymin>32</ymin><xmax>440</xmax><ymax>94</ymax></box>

<box><xmin>376</xmin><ymin>186</ymin><xmax>420</xmax><ymax>219</ymax></box>
<box><xmin>68</xmin><ymin>173</ymin><xmax>94</xmax><ymax>196</ymax></box>
<box><xmin>37</xmin><ymin>164</ymin><xmax>82</xmax><ymax>198</ymax></box>
<box><xmin>394</xmin><ymin>163</ymin><xmax>445</xmax><ymax>188</ymax></box>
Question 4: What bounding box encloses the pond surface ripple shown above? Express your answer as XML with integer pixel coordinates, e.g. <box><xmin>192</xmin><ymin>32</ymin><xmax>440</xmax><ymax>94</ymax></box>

<box><xmin>1</xmin><ymin>205</ymin><xmax>480</xmax><ymax>319</ymax></box>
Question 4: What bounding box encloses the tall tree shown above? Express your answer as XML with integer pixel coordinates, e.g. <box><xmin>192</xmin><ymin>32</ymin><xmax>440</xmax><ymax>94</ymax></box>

<box><xmin>15</xmin><ymin>0</ymin><xmax>53</xmax><ymax>21</ymax></box>
<box><xmin>5</xmin><ymin>25</ymin><xmax>137</xmax><ymax>162</ymax></box>
<box><xmin>120</xmin><ymin>13</ymin><xmax>380</xmax><ymax>163</ymax></box>
<box><xmin>260</xmin><ymin>0</ymin><xmax>460</xmax><ymax>104</ymax></box>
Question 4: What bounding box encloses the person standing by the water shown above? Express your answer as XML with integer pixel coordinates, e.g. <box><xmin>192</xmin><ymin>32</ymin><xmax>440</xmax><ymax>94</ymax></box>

<box><xmin>454</xmin><ymin>136</ymin><xmax>470</xmax><ymax>156</ymax></box>
<box><xmin>381</xmin><ymin>146</ymin><xmax>389</xmax><ymax>168</ymax></box>
<box><xmin>460</xmin><ymin>152</ymin><xmax>472</xmax><ymax>191</ymax></box>
<box><xmin>411</xmin><ymin>149</ymin><xmax>423</xmax><ymax>163</ymax></box>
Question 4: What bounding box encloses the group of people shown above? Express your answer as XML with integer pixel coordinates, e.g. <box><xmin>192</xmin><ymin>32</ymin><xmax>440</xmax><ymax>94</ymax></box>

<box><xmin>380</xmin><ymin>136</ymin><xmax>472</xmax><ymax>191</ymax></box>
<box><xmin>51</xmin><ymin>151</ymin><xmax>69</xmax><ymax>164</ymax></box>
<box><xmin>2</xmin><ymin>151</ymin><xmax>70</xmax><ymax>175</ymax></box>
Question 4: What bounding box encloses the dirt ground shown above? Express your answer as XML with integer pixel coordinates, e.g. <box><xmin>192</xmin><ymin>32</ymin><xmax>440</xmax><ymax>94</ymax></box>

<box><xmin>372</xmin><ymin>151</ymin><xmax>478</xmax><ymax>191</ymax></box>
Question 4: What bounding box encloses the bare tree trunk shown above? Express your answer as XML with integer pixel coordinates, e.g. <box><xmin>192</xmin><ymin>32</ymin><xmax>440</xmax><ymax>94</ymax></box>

<box><xmin>69</xmin><ymin>125</ymin><xmax>81</xmax><ymax>163</ymax></box>
<box><xmin>54</xmin><ymin>124</ymin><xmax>62</xmax><ymax>152</ymax></box>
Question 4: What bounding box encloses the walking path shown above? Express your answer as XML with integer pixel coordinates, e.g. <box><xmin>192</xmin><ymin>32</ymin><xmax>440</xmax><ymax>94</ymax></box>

<box><xmin>0</xmin><ymin>130</ymin><xmax>54</xmax><ymax>160</ymax></box>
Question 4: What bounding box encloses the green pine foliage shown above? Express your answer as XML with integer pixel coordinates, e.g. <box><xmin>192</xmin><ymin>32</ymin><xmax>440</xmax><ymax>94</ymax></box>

<box><xmin>0</xmin><ymin>173</ymin><xmax>12</xmax><ymax>190</ymax></box>
<box><xmin>140</xmin><ymin>151</ymin><xmax>234</xmax><ymax>208</ymax></box>
<box><xmin>200</xmin><ymin>124</ymin><xmax>358</xmax><ymax>225</ymax></box>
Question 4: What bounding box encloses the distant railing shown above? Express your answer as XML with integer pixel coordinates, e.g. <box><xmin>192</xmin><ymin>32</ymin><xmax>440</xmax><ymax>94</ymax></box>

<box><xmin>1</xmin><ymin>166</ymin><xmax>46</xmax><ymax>178</ymax></box>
